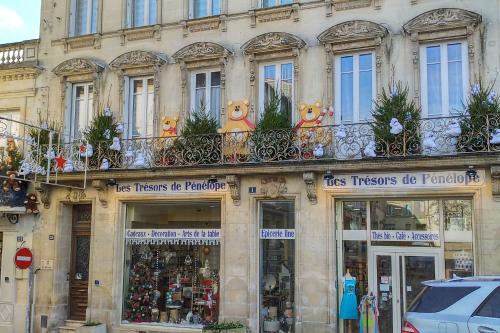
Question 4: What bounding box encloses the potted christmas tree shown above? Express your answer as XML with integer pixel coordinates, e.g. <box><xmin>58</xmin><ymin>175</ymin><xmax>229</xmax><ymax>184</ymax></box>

<box><xmin>203</xmin><ymin>321</ymin><xmax>246</xmax><ymax>333</ymax></box>
<box><xmin>371</xmin><ymin>81</ymin><xmax>421</xmax><ymax>157</ymax></box>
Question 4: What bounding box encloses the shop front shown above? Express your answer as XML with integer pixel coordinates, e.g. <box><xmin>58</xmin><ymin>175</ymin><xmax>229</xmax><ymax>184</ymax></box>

<box><xmin>330</xmin><ymin>170</ymin><xmax>482</xmax><ymax>333</ymax></box>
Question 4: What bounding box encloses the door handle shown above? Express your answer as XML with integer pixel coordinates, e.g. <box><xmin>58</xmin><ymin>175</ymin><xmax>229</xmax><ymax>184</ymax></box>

<box><xmin>478</xmin><ymin>326</ymin><xmax>497</xmax><ymax>333</ymax></box>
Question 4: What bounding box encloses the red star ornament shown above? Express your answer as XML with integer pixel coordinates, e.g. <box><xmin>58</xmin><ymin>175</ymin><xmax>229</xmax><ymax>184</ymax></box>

<box><xmin>54</xmin><ymin>154</ymin><xmax>67</xmax><ymax>171</ymax></box>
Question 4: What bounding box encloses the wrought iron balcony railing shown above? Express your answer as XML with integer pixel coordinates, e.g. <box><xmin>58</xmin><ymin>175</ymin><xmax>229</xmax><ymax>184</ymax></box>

<box><xmin>22</xmin><ymin>115</ymin><xmax>500</xmax><ymax>174</ymax></box>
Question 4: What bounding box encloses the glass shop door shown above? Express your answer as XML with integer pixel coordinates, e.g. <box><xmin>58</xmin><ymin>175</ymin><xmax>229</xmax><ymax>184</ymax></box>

<box><xmin>369</xmin><ymin>249</ymin><xmax>441</xmax><ymax>333</ymax></box>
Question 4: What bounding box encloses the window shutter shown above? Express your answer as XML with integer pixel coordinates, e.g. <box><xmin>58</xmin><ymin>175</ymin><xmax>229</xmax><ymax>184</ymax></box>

<box><xmin>126</xmin><ymin>0</ymin><xmax>133</xmax><ymax>28</ymax></box>
<box><xmin>63</xmin><ymin>83</ymin><xmax>73</xmax><ymax>143</ymax></box>
<box><xmin>68</xmin><ymin>0</ymin><xmax>77</xmax><ymax>36</ymax></box>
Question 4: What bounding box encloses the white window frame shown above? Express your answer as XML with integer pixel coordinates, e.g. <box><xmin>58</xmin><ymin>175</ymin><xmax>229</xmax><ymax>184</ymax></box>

<box><xmin>125</xmin><ymin>76</ymin><xmax>155</xmax><ymax>139</ymax></box>
<box><xmin>258</xmin><ymin>61</ymin><xmax>295</xmax><ymax>123</ymax></box>
<box><xmin>190</xmin><ymin>70</ymin><xmax>222</xmax><ymax>123</ymax></box>
<box><xmin>68</xmin><ymin>82</ymin><xmax>94</xmax><ymax>141</ymax></box>
<box><xmin>261</xmin><ymin>0</ymin><xmax>293</xmax><ymax>8</ymax></box>
<box><xmin>188</xmin><ymin>0</ymin><xmax>221</xmax><ymax>19</ymax></box>
<box><xmin>127</xmin><ymin>0</ymin><xmax>157</xmax><ymax>28</ymax></box>
<box><xmin>420</xmin><ymin>41</ymin><xmax>469</xmax><ymax>118</ymax></box>
<box><xmin>69</xmin><ymin>0</ymin><xmax>98</xmax><ymax>36</ymax></box>
<box><xmin>334</xmin><ymin>52</ymin><xmax>376</xmax><ymax>124</ymax></box>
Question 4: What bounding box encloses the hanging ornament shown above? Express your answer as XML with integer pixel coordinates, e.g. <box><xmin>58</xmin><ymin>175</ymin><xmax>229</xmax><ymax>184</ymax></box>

<box><xmin>54</xmin><ymin>155</ymin><xmax>67</xmax><ymax>171</ymax></box>
<box><xmin>132</xmin><ymin>151</ymin><xmax>146</xmax><ymax>169</ymax></box>
<box><xmin>63</xmin><ymin>159</ymin><xmax>74</xmax><ymax>173</ymax></box>
<box><xmin>79</xmin><ymin>143</ymin><xmax>94</xmax><ymax>158</ymax></box>
<box><xmin>389</xmin><ymin>118</ymin><xmax>403</xmax><ymax>135</ymax></box>
<box><xmin>335</xmin><ymin>125</ymin><xmax>347</xmax><ymax>139</ymax></box>
<box><xmin>203</xmin><ymin>246</ymin><xmax>210</xmax><ymax>255</ymax></box>
<box><xmin>104</xmin><ymin>129</ymin><xmax>111</xmax><ymax>140</ymax></box>
<box><xmin>110</xmin><ymin>137</ymin><xmax>121</xmax><ymax>151</ymax></box>
<box><xmin>313</xmin><ymin>143</ymin><xmax>324</xmax><ymax>158</ymax></box>
<box><xmin>18</xmin><ymin>160</ymin><xmax>31</xmax><ymax>176</ymax></box>
<box><xmin>446</xmin><ymin>119</ymin><xmax>461</xmax><ymax>138</ymax></box>
<box><xmin>491</xmin><ymin>129</ymin><xmax>500</xmax><ymax>144</ymax></box>
<box><xmin>184</xmin><ymin>254</ymin><xmax>192</xmax><ymax>266</ymax></box>
<box><xmin>422</xmin><ymin>132</ymin><xmax>437</xmax><ymax>154</ymax></box>
<box><xmin>364</xmin><ymin>141</ymin><xmax>377</xmax><ymax>158</ymax></box>
<box><xmin>44</xmin><ymin>147</ymin><xmax>56</xmax><ymax>160</ymax></box>
<box><xmin>104</xmin><ymin>107</ymin><xmax>112</xmax><ymax>117</ymax></box>
<box><xmin>100</xmin><ymin>158</ymin><xmax>110</xmax><ymax>171</ymax></box>
<box><xmin>116</xmin><ymin>122</ymin><xmax>124</xmax><ymax>134</ymax></box>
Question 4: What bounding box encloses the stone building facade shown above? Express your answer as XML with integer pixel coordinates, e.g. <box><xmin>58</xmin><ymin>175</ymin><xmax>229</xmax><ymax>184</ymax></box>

<box><xmin>1</xmin><ymin>0</ymin><xmax>500</xmax><ymax>333</ymax></box>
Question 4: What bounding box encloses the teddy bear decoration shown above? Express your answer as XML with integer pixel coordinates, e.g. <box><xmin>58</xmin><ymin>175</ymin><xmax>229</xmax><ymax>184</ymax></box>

<box><xmin>24</xmin><ymin>193</ymin><xmax>39</xmax><ymax>214</ymax></box>
<box><xmin>161</xmin><ymin>116</ymin><xmax>178</xmax><ymax>138</ymax></box>
<box><xmin>295</xmin><ymin>102</ymin><xmax>333</xmax><ymax>158</ymax></box>
<box><xmin>218</xmin><ymin>100</ymin><xmax>256</xmax><ymax>160</ymax></box>
<box><xmin>3</xmin><ymin>171</ymin><xmax>21</xmax><ymax>192</ymax></box>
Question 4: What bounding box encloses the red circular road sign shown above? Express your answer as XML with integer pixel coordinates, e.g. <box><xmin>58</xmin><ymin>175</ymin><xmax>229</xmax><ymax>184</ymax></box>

<box><xmin>14</xmin><ymin>247</ymin><xmax>33</xmax><ymax>270</ymax></box>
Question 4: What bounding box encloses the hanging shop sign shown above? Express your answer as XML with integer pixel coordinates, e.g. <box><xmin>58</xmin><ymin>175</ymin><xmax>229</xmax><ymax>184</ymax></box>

<box><xmin>114</xmin><ymin>179</ymin><xmax>227</xmax><ymax>194</ymax></box>
<box><xmin>371</xmin><ymin>230</ymin><xmax>440</xmax><ymax>243</ymax></box>
<box><xmin>323</xmin><ymin>170</ymin><xmax>485</xmax><ymax>189</ymax></box>
<box><xmin>125</xmin><ymin>228</ymin><xmax>221</xmax><ymax>245</ymax></box>
<box><xmin>260</xmin><ymin>229</ymin><xmax>296</xmax><ymax>239</ymax></box>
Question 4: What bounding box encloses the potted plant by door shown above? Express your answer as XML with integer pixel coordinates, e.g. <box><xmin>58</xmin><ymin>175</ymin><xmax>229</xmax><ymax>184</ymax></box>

<box><xmin>203</xmin><ymin>321</ymin><xmax>247</xmax><ymax>333</ymax></box>
<box><xmin>76</xmin><ymin>322</ymin><xmax>107</xmax><ymax>333</ymax></box>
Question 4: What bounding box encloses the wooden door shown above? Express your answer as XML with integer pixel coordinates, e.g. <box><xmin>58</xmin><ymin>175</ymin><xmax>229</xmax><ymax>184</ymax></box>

<box><xmin>69</xmin><ymin>204</ymin><xmax>92</xmax><ymax>321</ymax></box>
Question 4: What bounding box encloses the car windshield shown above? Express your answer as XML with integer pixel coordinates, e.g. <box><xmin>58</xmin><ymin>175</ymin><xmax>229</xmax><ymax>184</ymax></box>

<box><xmin>408</xmin><ymin>286</ymin><xmax>479</xmax><ymax>313</ymax></box>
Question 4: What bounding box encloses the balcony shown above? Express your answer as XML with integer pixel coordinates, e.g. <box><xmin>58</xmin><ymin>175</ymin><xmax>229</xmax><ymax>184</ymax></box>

<box><xmin>26</xmin><ymin>115</ymin><xmax>500</xmax><ymax>176</ymax></box>
<box><xmin>0</xmin><ymin>39</ymin><xmax>39</xmax><ymax>69</ymax></box>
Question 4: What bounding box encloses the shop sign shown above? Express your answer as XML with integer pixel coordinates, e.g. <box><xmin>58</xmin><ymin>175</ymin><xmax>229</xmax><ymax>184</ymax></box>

<box><xmin>260</xmin><ymin>229</ymin><xmax>296</xmax><ymax>239</ymax></box>
<box><xmin>125</xmin><ymin>228</ymin><xmax>221</xmax><ymax>245</ymax></box>
<box><xmin>114</xmin><ymin>180</ymin><xmax>227</xmax><ymax>194</ymax></box>
<box><xmin>371</xmin><ymin>230</ymin><xmax>440</xmax><ymax>243</ymax></box>
<box><xmin>323</xmin><ymin>170</ymin><xmax>485</xmax><ymax>189</ymax></box>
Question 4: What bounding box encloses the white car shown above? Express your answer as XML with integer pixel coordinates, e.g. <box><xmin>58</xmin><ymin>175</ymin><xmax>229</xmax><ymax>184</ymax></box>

<box><xmin>403</xmin><ymin>277</ymin><xmax>500</xmax><ymax>333</ymax></box>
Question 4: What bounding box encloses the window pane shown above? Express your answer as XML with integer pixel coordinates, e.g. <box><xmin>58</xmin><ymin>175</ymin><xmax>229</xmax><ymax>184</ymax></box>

<box><xmin>281</xmin><ymin>63</ymin><xmax>293</xmax><ymax>116</ymax></box>
<box><xmin>76</xmin><ymin>0</ymin><xmax>89</xmax><ymax>35</ymax></box>
<box><xmin>211</xmin><ymin>71</ymin><xmax>221</xmax><ymax>87</ymax></box>
<box><xmin>341</xmin><ymin>56</ymin><xmax>354</xmax><ymax>122</ymax></box>
<box><xmin>343</xmin><ymin>240</ymin><xmax>368</xmax><ymax>326</ymax></box>
<box><xmin>212</xmin><ymin>0</ymin><xmax>221</xmax><ymax>15</ymax></box>
<box><xmin>445</xmin><ymin>242</ymin><xmax>474</xmax><ymax>278</ymax></box>
<box><xmin>196</xmin><ymin>73</ymin><xmax>206</xmax><ymax>88</ymax></box>
<box><xmin>132</xmin><ymin>80</ymin><xmax>145</xmax><ymax>137</ymax></box>
<box><xmin>263</xmin><ymin>0</ymin><xmax>276</xmax><ymax>7</ymax></box>
<box><xmin>91</xmin><ymin>0</ymin><xmax>98</xmax><ymax>33</ymax></box>
<box><xmin>264</xmin><ymin>65</ymin><xmax>276</xmax><ymax>109</ymax></box>
<box><xmin>147</xmin><ymin>79</ymin><xmax>154</xmax><ymax>136</ymax></box>
<box><xmin>260</xmin><ymin>202</ymin><xmax>295</xmax><ymax>331</ymax></box>
<box><xmin>359</xmin><ymin>54</ymin><xmax>373</xmax><ymax>120</ymax></box>
<box><xmin>133</xmin><ymin>0</ymin><xmax>145</xmax><ymax>27</ymax></box>
<box><xmin>123</xmin><ymin>202</ymin><xmax>221</xmax><ymax>326</ymax></box>
<box><xmin>409</xmin><ymin>286</ymin><xmax>479</xmax><ymax>313</ymax></box>
<box><xmin>476</xmin><ymin>289</ymin><xmax>500</xmax><ymax>318</ymax></box>
<box><xmin>0</xmin><ymin>233</ymin><xmax>3</xmax><ymax>286</ymax></box>
<box><xmin>149</xmin><ymin>0</ymin><xmax>157</xmax><ymax>24</ymax></box>
<box><xmin>444</xmin><ymin>200</ymin><xmax>472</xmax><ymax>232</ymax></box>
<box><xmin>194</xmin><ymin>0</ymin><xmax>207</xmax><ymax>18</ymax></box>
<box><xmin>426</xmin><ymin>46</ymin><xmax>442</xmax><ymax>116</ymax></box>
<box><xmin>74</xmin><ymin>86</ymin><xmax>85</xmax><ymax>135</ymax></box>
<box><xmin>281</xmin><ymin>0</ymin><xmax>293</xmax><ymax>4</ymax></box>
<box><xmin>210</xmin><ymin>72</ymin><xmax>221</xmax><ymax>123</ymax></box>
<box><xmin>195</xmin><ymin>73</ymin><xmax>206</xmax><ymax>112</ymax></box>
<box><xmin>343</xmin><ymin>202</ymin><xmax>367</xmax><ymax>230</ymax></box>
<box><xmin>448</xmin><ymin>43</ymin><xmax>463</xmax><ymax>114</ymax></box>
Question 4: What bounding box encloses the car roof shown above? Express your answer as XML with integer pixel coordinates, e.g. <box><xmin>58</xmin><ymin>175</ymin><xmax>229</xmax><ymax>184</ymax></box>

<box><xmin>423</xmin><ymin>276</ymin><xmax>500</xmax><ymax>287</ymax></box>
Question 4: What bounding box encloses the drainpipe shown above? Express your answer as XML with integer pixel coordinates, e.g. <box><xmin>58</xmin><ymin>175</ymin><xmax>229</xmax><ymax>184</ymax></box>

<box><xmin>28</xmin><ymin>267</ymin><xmax>40</xmax><ymax>333</ymax></box>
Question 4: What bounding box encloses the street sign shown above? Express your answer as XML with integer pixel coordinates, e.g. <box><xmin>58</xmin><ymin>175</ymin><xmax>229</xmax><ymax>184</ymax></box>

<box><xmin>14</xmin><ymin>247</ymin><xmax>33</xmax><ymax>270</ymax></box>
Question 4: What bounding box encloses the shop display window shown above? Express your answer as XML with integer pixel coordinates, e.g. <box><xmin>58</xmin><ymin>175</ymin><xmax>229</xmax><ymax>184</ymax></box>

<box><xmin>0</xmin><ymin>232</ymin><xmax>2</xmax><ymax>284</ymax></box>
<box><xmin>122</xmin><ymin>202</ymin><xmax>221</xmax><ymax>329</ymax></box>
<box><xmin>260</xmin><ymin>201</ymin><xmax>295</xmax><ymax>333</ymax></box>
<box><xmin>444</xmin><ymin>199</ymin><xmax>474</xmax><ymax>278</ymax></box>
<box><xmin>342</xmin><ymin>202</ymin><xmax>367</xmax><ymax>230</ymax></box>
<box><xmin>370</xmin><ymin>200</ymin><xmax>440</xmax><ymax>246</ymax></box>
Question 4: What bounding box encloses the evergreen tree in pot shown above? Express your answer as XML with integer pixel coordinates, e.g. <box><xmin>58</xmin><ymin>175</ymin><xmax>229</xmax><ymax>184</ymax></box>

<box><xmin>371</xmin><ymin>82</ymin><xmax>421</xmax><ymax>157</ymax></box>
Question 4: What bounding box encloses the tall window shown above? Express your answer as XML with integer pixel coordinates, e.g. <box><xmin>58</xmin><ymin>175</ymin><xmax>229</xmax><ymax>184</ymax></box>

<box><xmin>191</xmin><ymin>71</ymin><xmax>221</xmax><ymax>123</ymax></box>
<box><xmin>259</xmin><ymin>62</ymin><xmax>294</xmax><ymax>122</ymax></box>
<box><xmin>420</xmin><ymin>42</ymin><xmax>468</xmax><ymax>117</ymax></box>
<box><xmin>126</xmin><ymin>77</ymin><xmax>155</xmax><ymax>138</ymax></box>
<box><xmin>262</xmin><ymin>0</ymin><xmax>293</xmax><ymax>7</ymax></box>
<box><xmin>70</xmin><ymin>0</ymin><xmax>98</xmax><ymax>36</ymax></box>
<box><xmin>128</xmin><ymin>0</ymin><xmax>157</xmax><ymax>27</ymax></box>
<box><xmin>189</xmin><ymin>0</ymin><xmax>221</xmax><ymax>19</ymax></box>
<box><xmin>67</xmin><ymin>83</ymin><xmax>93</xmax><ymax>141</ymax></box>
<box><xmin>335</xmin><ymin>53</ymin><xmax>375</xmax><ymax>123</ymax></box>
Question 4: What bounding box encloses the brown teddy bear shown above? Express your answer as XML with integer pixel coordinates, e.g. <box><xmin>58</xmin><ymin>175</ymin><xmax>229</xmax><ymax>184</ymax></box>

<box><xmin>3</xmin><ymin>171</ymin><xmax>21</xmax><ymax>192</ymax></box>
<box><xmin>161</xmin><ymin>116</ymin><xmax>178</xmax><ymax>138</ymax></box>
<box><xmin>218</xmin><ymin>100</ymin><xmax>255</xmax><ymax>161</ymax></box>
<box><xmin>24</xmin><ymin>193</ymin><xmax>39</xmax><ymax>214</ymax></box>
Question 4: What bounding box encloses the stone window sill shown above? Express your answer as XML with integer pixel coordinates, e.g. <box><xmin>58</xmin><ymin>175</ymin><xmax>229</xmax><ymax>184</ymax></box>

<box><xmin>62</xmin><ymin>34</ymin><xmax>102</xmax><ymax>52</ymax></box>
<box><xmin>249</xmin><ymin>3</ymin><xmax>299</xmax><ymax>27</ymax></box>
<box><xmin>181</xmin><ymin>15</ymin><xmax>226</xmax><ymax>36</ymax></box>
<box><xmin>120</xmin><ymin>25</ymin><xmax>161</xmax><ymax>45</ymax></box>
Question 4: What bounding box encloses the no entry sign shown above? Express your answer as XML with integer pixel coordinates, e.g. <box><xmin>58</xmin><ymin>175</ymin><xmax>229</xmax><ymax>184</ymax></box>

<box><xmin>14</xmin><ymin>247</ymin><xmax>33</xmax><ymax>269</ymax></box>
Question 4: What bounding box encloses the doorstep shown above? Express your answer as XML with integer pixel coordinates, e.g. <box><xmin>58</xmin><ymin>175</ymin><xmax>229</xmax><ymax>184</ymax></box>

<box><xmin>115</xmin><ymin>324</ymin><xmax>203</xmax><ymax>333</ymax></box>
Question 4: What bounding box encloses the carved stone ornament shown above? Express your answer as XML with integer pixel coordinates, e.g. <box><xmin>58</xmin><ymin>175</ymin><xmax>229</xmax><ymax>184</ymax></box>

<box><xmin>303</xmin><ymin>172</ymin><xmax>317</xmax><ymax>205</ymax></box>
<box><xmin>66</xmin><ymin>188</ymin><xmax>86</xmax><ymax>203</ymax></box>
<box><xmin>491</xmin><ymin>166</ymin><xmax>500</xmax><ymax>201</ymax></box>
<box><xmin>110</xmin><ymin>50</ymin><xmax>167</xmax><ymax>70</ymax></box>
<box><xmin>242</xmin><ymin>32</ymin><xmax>306</xmax><ymax>55</ymax></box>
<box><xmin>318</xmin><ymin>20</ymin><xmax>388</xmax><ymax>44</ymax></box>
<box><xmin>173</xmin><ymin>42</ymin><xmax>233</xmax><ymax>63</ymax></box>
<box><xmin>34</xmin><ymin>182</ymin><xmax>50</xmax><ymax>209</ymax></box>
<box><xmin>261</xmin><ymin>177</ymin><xmax>287</xmax><ymax>199</ymax></box>
<box><xmin>403</xmin><ymin>8</ymin><xmax>481</xmax><ymax>34</ymax></box>
<box><xmin>52</xmin><ymin>58</ymin><xmax>105</xmax><ymax>76</ymax></box>
<box><xmin>332</xmin><ymin>0</ymin><xmax>372</xmax><ymax>11</ymax></box>
<box><xmin>226</xmin><ymin>175</ymin><xmax>241</xmax><ymax>206</ymax></box>
<box><xmin>92</xmin><ymin>180</ymin><xmax>108</xmax><ymax>207</ymax></box>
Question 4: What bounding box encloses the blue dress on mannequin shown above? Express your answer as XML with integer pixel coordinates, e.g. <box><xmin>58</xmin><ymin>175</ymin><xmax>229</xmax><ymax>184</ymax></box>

<box><xmin>339</xmin><ymin>278</ymin><xmax>359</xmax><ymax>319</ymax></box>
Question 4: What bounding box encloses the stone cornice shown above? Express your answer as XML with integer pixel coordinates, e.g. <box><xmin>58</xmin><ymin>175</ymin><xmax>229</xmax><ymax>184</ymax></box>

<box><xmin>403</xmin><ymin>8</ymin><xmax>481</xmax><ymax>34</ymax></box>
<box><xmin>50</xmin><ymin>154</ymin><xmax>500</xmax><ymax>183</ymax></box>
<box><xmin>173</xmin><ymin>42</ymin><xmax>233</xmax><ymax>63</ymax></box>
<box><xmin>242</xmin><ymin>32</ymin><xmax>306</xmax><ymax>55</ymax></box>
<box><xmin>53</xmin><ymin>58</ymin><xmax>105</xmax><ymax>76</ymax></box>
<box><xmin>109</xmin><ymin>50</ymin><xmax>167</xmax><ymax>70</ymax></box>
<box><xmin>318</xmin><ymin>20</ymin><xmax>388</xmax><ymax>44</ymax></box>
